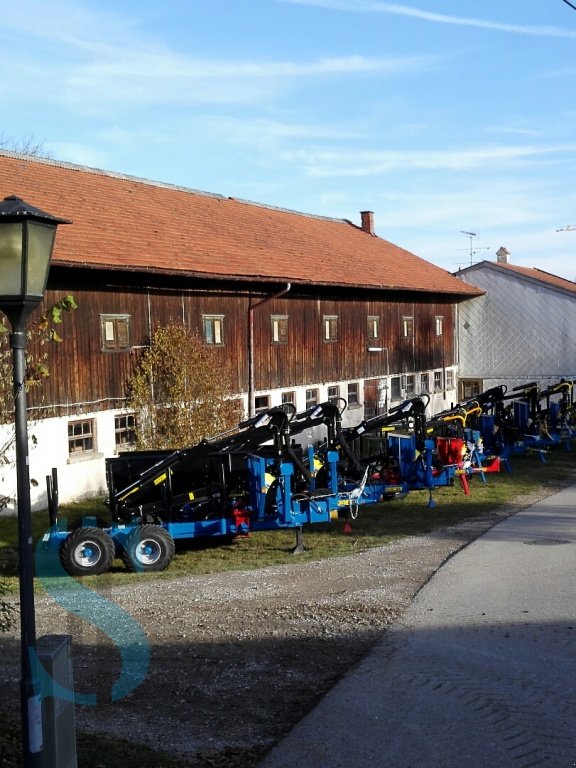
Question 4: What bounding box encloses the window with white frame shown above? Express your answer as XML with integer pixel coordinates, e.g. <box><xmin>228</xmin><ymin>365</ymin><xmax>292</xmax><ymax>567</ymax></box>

<box><xmin>405</xmin><ymin>374</ymin><xmax>415</xmax><ymax>395</ymax></box>
<box><xmin>391</xmin><ymin>377</ymin><xmax>402</xmax><ymax>399</ymax></box>
<box><xmin>367</xmin><ymin>316</ymin><xmax>379</xmax><ymax>339</ymax></box>
<box><xmin>281</xmin><ymin>390</ymin><xmax>295</xmax><ymax>407</ymax></box>
<box><xmin>115</xmin><ymin>413</ymin><xmax>136</xmax><ymax>449</ymax></box>
<box><xmin>327</xmin><ymin>385</ymin><xmax>340</xmax><ymax>402</ymax></box>
<box><xmin>445</xmin><ymin>369</ymin><xmax>455</xmax><ymax>390</ymax></box>
<box><xmin>202</xmin><ymin>315</ymin><xmax>224</xmax><ymax>345</ymax></box>
<box><xmin>68</xmin><ymin>419</ymin><xmax>96</xmax><ymax>455</ymax></box>
<box><xmin>434</xmin><ymin>370</ymin><xmax>443</xmax><ymax>391</ymax></box>
<box><xmin>347</xmin><ymin>382</ymin><xmax>359</xmax><ymax>405</ymax></box>
<box><xmin>101</xmin><ymin>314</ymin><xmax>130</xmax><ymax>352</ymax></box>
<box><xmin>271</xmin><ymin>315</ymin><xmax>288</xmax><ymax>344</ymax></box>
<box><xmin>435</xmin><ymin>316</ymin><xmax>444</xmax><ymax>336</ymax></box>
<box><xmin>306</xmin><ymin>388</ymin><xmax>319</xmax><ymax>407</ymax></box>
<box><xmin>402</xmin><ymin>316</ymin><xmax>414</xmax><ymax>338</ymax></box>
<box><xmin>420</xmin><ymin>373</ymin><xmax>429</xmax><ymax>393</ymax></box>
<box><xmin>323</xmin><ymin>315</ymin><xmax>338</xmax><ymax>342</ymax></box>
<box><xmin>255</xmin><ymin>395</ymin><xmax>270</xmax><ymax>413</ymax></box>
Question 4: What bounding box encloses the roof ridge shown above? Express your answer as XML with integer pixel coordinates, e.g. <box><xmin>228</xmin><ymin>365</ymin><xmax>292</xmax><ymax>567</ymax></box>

<box><xmin>0</xmin><ymin>148</ymin><xmax>348</xmax><ymax>225</ymax></box>
<box><xmin>530</xmin><ymin>266</ymin><xmax>575</xmax><ymax>285</ymax></box>
<box><xmin>0</xmin><ymin>148</ymin><xmax>226</xmax><ymax>200</ymax></box>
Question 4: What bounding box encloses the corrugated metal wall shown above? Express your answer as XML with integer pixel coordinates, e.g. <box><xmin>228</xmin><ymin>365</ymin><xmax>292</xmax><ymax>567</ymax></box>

<box><xmin>457</xmin><ymin>267</ymin><xmax>576</xmax><ymax>390</ymax></box>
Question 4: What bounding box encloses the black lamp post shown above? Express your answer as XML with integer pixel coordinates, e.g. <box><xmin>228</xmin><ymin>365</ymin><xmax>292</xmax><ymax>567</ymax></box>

<box><xmin>0</xmin><ymin>195</ymin><xmax>70</xmax><ymax>768</ymax></box>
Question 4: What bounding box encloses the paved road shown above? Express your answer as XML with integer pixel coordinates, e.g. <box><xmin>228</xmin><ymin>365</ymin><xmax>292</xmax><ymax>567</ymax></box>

<box><xmin>260</xmin><ymin>484</ymin><xmax>576</xmax><ymax>768</ymax></box>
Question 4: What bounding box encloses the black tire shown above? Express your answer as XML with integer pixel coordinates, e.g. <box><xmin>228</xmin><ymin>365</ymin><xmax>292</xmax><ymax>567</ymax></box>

<box><xmin>121</xmin><ymin>525</ymin><xmax>175</xmax><ymax>573</ymax></box>
<box><xmin>60</xmin><ymin>527</ymin><xmax>115</xmax><ymax>576</ymax></box>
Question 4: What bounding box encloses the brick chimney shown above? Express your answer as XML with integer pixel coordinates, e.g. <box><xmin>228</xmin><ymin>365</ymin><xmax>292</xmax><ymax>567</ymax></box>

<box><xmin>496</xmin><ymin>246</ymin><xmax>510</xmax><ymax>264</ymax></box>
<box><xmin>360</xmin><ymin>210</ymin><xmax>375</xmax><ymax>235</ymax></box>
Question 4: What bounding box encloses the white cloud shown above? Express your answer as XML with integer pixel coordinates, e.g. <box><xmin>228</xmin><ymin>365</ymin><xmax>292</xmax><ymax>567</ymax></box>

<box><xmin>60</xmin><ymin>52</ymin><xmax>430</xmax><ymax>113</ymax></box>
<box><xmin>283</xmin><ymin>144</ymin><xmax>576</xmax><ymax>177</ymax></box>
<box><xmin>277</xmin><ymin>0</ymin><xmax>576</xmax><ymax>39</ymax></box>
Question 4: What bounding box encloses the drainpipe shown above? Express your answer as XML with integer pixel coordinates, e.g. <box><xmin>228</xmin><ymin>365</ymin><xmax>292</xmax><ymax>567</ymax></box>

<box><xmin>248</xmin><ymin>283</ymin><xmax>291</xmax><ymax>417</ymax></box>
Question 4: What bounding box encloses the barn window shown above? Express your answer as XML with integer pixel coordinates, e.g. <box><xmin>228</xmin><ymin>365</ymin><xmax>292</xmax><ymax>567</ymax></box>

<box><xmin>402</xmin><ymin>316</ymin><xmax>414</xmax><ymax>338</ymax></box>
<box><xmin>306</xmin><ymin>388</ymin><xmax>319</xmax><ymax>407</ymax></box>
<box><xmin>255</xmin><ymin>395</ymin><xmax>270</xmax><ymax>413</ymax></box>
<box><xmin>420</xmin><ymin>373</ymin><xmax>430</xmax><ymax>393</ymax></box>
<box><xmin>405</xmin><ymin>375</ymin><xmax>415</xmax><ymax>395</ymax></box>
<box><xmin>101</xmin><ymin>315</ymin><xmax>130</xmax><ymax>352</ymax></box>
<box><xmin>435</xmin><ymin>316</ymin><xmax>444</xmax><ymax>336</ymax></box>
<box><xmin>281</xmin><ymin>390</ymin><xmax>295</xmax><ymax>407</ymax></box>
<box><xmin>322</xmin><ymin>315</ymin><xmax>338</xmax><ymax>342</ymax></box>
<box><xmin>202</xmin><ymin>315</ymin><xmax>224</xmax><ymax>345</ymax></box>
<box><xmin>461</xmin><ymin>380</ymin><xmax>481</xmax><ymax>400</ymax></box>
<box><xmin>327</xmin><ymin>385</ymin><xmax>340</xmax><ymax>402</ymax></box>
<box><xmin>446</xmin><ymin>370</ymin><xmax>455</xmax><ymax>390</ymax></box>
<box><xmin>115</xmin><ymin>413</ymin><xmax>136</xmax><ymax>449</ymax></box>
<box><xmin>391</xmin><ymin>377</ymin><xmax>401</xmax><ymax>399</ymax></box>
<box><xmin>68</xmin><ymin>419</ymin><xmax>96</xmax><ymax>455</ymax></box>
<box><xmin>347</xmin><ymin>382</ymin><xmax>359</xmax><ymax>405</ymax></box>
<box><xmin>271</xmin><ymin>315</ymin><xmax>288</xmax><ymax>344</ymax></box>
<box><xmin>367</xmin><ymin>316</ymin><xmax>380</xmax><ymax>339</ymax></box>
<box><xmin>434</xmin><ymin>370</ymin><xmax>443</xmax><ymax>391</ymax></box>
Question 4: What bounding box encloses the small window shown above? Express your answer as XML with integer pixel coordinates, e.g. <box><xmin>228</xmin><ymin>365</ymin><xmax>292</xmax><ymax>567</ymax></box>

<box><xmin>101</xmin><ymin>315</ymin><xmax>130</xmax><ymax>352</ymax></box>
<box><xmin>306</xmin><ymin>388</ymin><xmax>319</xmax><ymax>408</ymax></box>
<box><xmin>271</xmin><ymin>315</ymin><xmax>288</xmax><ymax>344</ymax></box>
<box><xmin>327</xmin><ymin>385</ymin><xmax>340</xmax><ymax>403</ymax></box>
<box><xmin>391</xmin><ymin>377</ymin><xmax>401</xmax><ymax>399</ymax></box>
<box><xmin>420</xmin><ymin>373</ymin><xmax>429</xmax><ymax>393</ymax></box>
<box><xmin>281</xmin><ymin>391</ymin><xmax>295</xmax><ymax>406</ymax></box>
<box><xmin>434</xmin><ymin>370</ymin><xmax>443</xmax><ymax>391</ymax></box>
<box><xmin>435</xmin><ymin>316</ymin><xmax>444</xmax><ymax>336</ymax></box>
<box><xmin>445</xmin><ymin>370</ymin><xmax>455</xmax><ymax>390</ymax></box>
<box><xmin>402</xmin><ymin>316</ymin><xmax>414</xmax><ymax>338</ymax></box>
<box><xmin>405</xmin><ymin>374</ymin><xmax>415</xmax><ymax>395</ymax></box>
<box><xmin>202</xmin><ymin>315</ymin><xmax>224</xmax><ymax>345</ymax></box>
<box><xmin>461</xmin><ymin>380</ymin><xmax>481</xmax><ymax>400</ymax></box>
<box><xmin>347</xmin><ymin>382</ymin><xmax>359</xmax><ymax>405</ymax></box>
<box><xmin>255</xmin><ymin>395</ymin><xmax>270</xmax><ymax>413</ymax></box>
<box><xmin>323</xmin><ymin>315</ymin><xmax>338</xmax><ymax>342</ymax></box>
<box><xmin>115</xmin><ymin>413</ymin><xmax>136</xmax><ymax>448</ymax></box>
<box><xmin>68</xmin><ymin>419</ymin><xmax>96</xmax><ymax>455</ymax></box>
<box><xmin>367</xmin><ymin>316</ymin><xmax>379</xmax><ymax>339</ymax></box>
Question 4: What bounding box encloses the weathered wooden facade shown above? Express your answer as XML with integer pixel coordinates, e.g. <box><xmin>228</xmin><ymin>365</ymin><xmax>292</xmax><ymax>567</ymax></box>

<box><xmin>0</xmin><ymin>150</ymin><xmax>482</xmax><ymax>509</ymax></box>
<box><xmin>37</xmin><ymin>272</ymin><xmax>459</xmax><ymax>413</ymax></box>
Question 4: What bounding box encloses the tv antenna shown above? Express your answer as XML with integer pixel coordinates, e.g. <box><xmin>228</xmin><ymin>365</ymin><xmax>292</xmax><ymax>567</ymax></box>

<box><xmin>458</xmin><ymin>230</ymin><xmax>490</xmax><ymax>266</ymax></box>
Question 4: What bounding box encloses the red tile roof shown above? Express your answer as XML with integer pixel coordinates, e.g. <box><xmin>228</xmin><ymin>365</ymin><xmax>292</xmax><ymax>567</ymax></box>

<box><xmin>0</xmin><ymin>151</ymin><xmax>482</xmax><ymax>298</ymax></box>
<box><xmin>493</xmin><ymin>262</ymin><xmax>576</xmax><ymax>295</ymax></box>
<box><xmin>457</xmin><ymin>261</ymin><xmax>576</xmax><ymax>296</ymax></box>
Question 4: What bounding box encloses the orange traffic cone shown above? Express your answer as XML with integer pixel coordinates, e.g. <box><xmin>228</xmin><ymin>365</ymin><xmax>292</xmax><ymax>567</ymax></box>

<box><xmin>343</xmin><ymin>519</ymin><xmax>352</xmax><ymax>534</ymax></box>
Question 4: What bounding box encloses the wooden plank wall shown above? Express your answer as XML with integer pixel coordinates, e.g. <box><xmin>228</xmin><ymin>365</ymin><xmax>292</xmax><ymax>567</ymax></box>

<box><xmin>29</xmin><ymin>272</ymin><xmax>456</xmax><ymax>414</ymax></box>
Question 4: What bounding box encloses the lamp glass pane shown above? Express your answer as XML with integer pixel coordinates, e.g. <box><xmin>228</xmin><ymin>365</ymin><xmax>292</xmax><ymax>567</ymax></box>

<box><xmin>26</xmin><ymin>221</ymin><xmax>55</xmax><ymax>296</ymax></box>
<box><xmin>0</xmin><ymin>222</ymin><xmax>24</xmax><ymax>295</ymax></box>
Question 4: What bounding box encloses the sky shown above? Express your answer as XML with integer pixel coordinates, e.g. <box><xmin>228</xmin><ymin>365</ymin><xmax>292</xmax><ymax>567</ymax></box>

<box><xmin>2</xmin><ymin>0</ymin><xmax>576</xmax><ymax>280</ymax></box>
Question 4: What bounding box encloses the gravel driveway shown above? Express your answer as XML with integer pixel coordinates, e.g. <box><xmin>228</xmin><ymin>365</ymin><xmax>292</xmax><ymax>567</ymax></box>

<box><xmin>0</xmin><ymin>489</ymin><xmax>559</xmax><ymax>766</ymax></box>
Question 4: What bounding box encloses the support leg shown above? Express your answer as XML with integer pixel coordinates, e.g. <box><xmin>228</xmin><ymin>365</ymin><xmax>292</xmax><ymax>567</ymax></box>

<box><xmin>291</xmin><ymin>526</ymin><xmax>304</xmax><ymax>555</ymax></box>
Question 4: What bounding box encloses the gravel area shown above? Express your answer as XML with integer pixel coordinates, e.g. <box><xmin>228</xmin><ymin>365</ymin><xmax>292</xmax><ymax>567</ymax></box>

<box><xmin>0</xmin><ymin>488</ymin><xmax>563</xmax><ymax>766</ymax></box>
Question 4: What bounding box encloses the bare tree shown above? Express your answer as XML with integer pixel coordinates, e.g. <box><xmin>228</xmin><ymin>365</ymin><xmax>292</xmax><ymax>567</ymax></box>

<box><xmin>0</xmin><ymin>133</ymin><xmax>52</xmax><ymax>159</ymax></box>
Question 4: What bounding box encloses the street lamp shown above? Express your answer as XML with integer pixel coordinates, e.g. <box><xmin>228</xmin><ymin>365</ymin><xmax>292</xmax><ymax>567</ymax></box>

<box><xmin>0</xmin><ymin>195</ymin><xmax>70</xmax><ymax>768</ymax></box>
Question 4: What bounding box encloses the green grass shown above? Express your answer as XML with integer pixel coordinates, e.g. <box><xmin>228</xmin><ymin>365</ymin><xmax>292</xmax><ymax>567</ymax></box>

<box><xmin>1</xmin><ymin>449</ymin><xmax>575</xmax><ymax>593</ymax></box>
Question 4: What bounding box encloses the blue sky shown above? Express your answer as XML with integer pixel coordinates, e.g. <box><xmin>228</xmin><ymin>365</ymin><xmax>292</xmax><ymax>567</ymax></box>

<box><xmin>2</xmin><ymin>0</ymin><xmax>576</xmax><ymax>279</ymax></box>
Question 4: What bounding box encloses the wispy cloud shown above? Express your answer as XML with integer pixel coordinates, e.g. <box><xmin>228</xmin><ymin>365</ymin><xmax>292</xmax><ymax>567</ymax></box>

<box><xmin>284</xmin><ymin>144</ymin><xmax>576</xmax><ymax>177</ymax></box>
<box><xmin>277</xmin><ymin>0</ymin><xmax>576</xmax><ymax>39</ymax></box>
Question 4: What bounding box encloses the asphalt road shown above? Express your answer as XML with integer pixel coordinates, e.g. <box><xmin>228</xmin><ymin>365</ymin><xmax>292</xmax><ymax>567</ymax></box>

<box><xmin>260</xmin><ymin>483</ymin><xmax>576</xmax><ymax>768</ymax></box>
